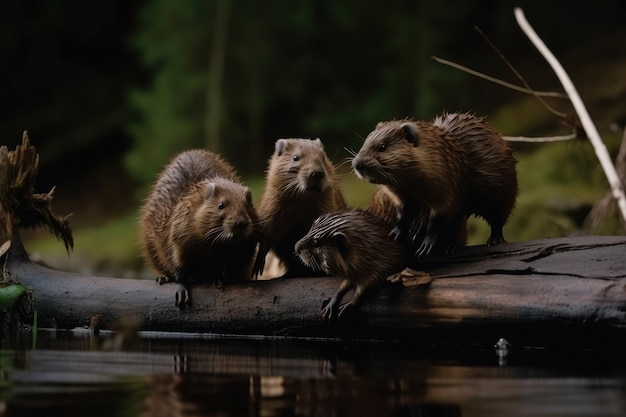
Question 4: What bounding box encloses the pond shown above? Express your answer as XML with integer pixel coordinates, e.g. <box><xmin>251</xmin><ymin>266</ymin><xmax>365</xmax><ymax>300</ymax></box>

<box><xmin>1</xmin><ymin>329</ymin><xmax>625</xmax><ymax>417</ymax></box>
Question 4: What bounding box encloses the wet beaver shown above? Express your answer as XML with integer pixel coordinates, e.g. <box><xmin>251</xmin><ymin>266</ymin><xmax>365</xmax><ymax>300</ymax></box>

<box><xmin>257</xmin><ymin>138</ymin><xmax>347</xmax><ymax>277</ymax></box>
<box><xmin>295</xmin><ymin>209</ymin><xmax>407</xmax><ymax>319</ymax></box>
<box><xmin>352</xmin><ymin>112</ymin><xmax>517</xmax><ymax>257</ymax></box>
<box><xmin>139</xmin><ymin>149</ymin><xmax>261</xmax><ymax>307</ymax></box>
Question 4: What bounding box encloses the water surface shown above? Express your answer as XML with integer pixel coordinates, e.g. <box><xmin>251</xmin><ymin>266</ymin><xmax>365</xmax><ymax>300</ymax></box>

<box><xmin>1</xmin><ymin>330</ymin><xmax>624</xmax><ymax>416</ymax></box>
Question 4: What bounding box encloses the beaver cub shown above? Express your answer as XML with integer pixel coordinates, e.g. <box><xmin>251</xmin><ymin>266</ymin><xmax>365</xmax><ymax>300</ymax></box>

<box><xmin>257</xmin><ymin>138</ymin><xmax>347</xmax><ymax>278</ymax></box>
<box><xmin>139</xmin><ymin>149</ymin><xmax>261</xmax><ymax>307</ymax></box>
<box><xmin>295</xmin><ymin>210</ymin><xmax>407</xmax><ymax>319</ymax></box>
<box><xmin>352</xmin><ymin>112</ymin><xmax>517</xmax><ymax>257</ymax></box>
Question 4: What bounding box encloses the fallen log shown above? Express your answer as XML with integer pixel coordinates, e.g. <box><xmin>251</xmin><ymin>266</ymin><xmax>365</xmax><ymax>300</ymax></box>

<box><xmin>6</xmin><ymin>231</ymin><xmax>626</xmax><ymax>347</ymax></box>
<box><xmin>2</xmin><ymin>134</ymin><xmax>626</xmax><ymax>349</ymax></box>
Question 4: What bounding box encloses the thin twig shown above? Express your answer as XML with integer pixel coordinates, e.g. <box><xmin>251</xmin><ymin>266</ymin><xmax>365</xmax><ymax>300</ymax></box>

<box><xmin>502</xmin><ymin>130</ymin><xmax>577</xmax><ymax>143</ymax></box>
<box><xmin>431</xmin><ymin>56</ymin><xmax>568</xmax><ymax>99</ymax></box>
<box><xmin>514</xmin><ymin>7</ymin><xmax>626</xmax><ymax>223</ymax></box>
<box><xmin>474</xmin><ymin>26</ymin><xmax>569</xmax><ymax>119</ymax></box>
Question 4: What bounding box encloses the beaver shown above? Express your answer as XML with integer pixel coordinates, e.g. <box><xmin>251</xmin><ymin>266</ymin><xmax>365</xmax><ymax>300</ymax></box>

<box><xmin>139</xmin><ymin>149</ymin><xmax>261</xmax><ymax>307</ymax></box>
<box><xmin>352</xmin><ymin>112</ymin><xmax>517</xmax><ymax>257</ymax></box>
<box><xmin>257</xmin><ymin>138</ymin><xmax>347</xmax><ymax>278</ymax></box>
<box><xmin>295</xmin><ymin>209</ymin><xmax>408</xmax><ymax>319</ymax></box>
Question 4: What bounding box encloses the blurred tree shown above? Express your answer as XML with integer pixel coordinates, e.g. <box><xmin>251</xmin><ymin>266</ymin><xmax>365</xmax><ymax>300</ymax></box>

<box><xmin>124</xmin><ymin>0</ymin><xmax>626</xmax><ymax>186</ymax></box>
<box><xmin>125</xmin><ymin>0</ymin><xmax>472</xmax><ymax>182</ymax></box>
<box><xmin>125</xmin><ymin>0</ymin><xmax>212</xmax><ymax>186</ymax></box>
<box><xmin>205</xmin><ymin>0</ymin><xmax>231</xmax><ymax>153</ymax></box>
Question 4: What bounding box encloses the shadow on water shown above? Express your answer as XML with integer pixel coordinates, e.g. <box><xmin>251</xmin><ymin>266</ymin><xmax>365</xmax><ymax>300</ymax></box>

<box><xmin>0</xmin><ymin>330</ymin><xmax>625</xmax><ymax>417</ymax></box>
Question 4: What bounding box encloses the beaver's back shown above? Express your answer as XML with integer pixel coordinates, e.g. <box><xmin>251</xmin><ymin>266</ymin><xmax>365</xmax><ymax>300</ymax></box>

<box><xmin>150</xmin><ymin>150</ymin><xmax>240</xmax><ymax>212</ymax></box>
<box><xmin>434</xmin><ymin>112</ymin><xmax>518</xmax><ymax>224</ymax></box>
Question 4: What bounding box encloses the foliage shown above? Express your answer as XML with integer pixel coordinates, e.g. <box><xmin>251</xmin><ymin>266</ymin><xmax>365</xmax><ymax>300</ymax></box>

<box><xmin>124</xmin><ymin>0</ymin><xmax>482</xmax><ymax>183</ymax></box>
<box><xmin>125</xmin><ymin>0</ymin><xmax>213</xmax><ymax>185</ymax></box>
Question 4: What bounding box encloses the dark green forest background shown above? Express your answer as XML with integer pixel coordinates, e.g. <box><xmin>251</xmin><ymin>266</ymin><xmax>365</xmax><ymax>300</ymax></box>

<box><xmin>2</xmin><ymin>1</ymin><xmax>625</xmax><ymax>274</ymax></box>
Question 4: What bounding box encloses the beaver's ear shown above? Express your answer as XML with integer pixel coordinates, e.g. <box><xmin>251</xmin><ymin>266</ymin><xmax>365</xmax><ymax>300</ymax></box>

<box><xmin>401</xmin><ymin>122</ymin><xmax>419</xmax><ymax>147</ymax></box>
<box><xmin>312</xmin><ymin>138</ymin><xmax>324</xmax><ymax>150</ymax></box>
<box><xmin>205</xmin><ymin>182</ymin><xmax>217</xmax><ymax>198</ymax></box>
<box><xmin>275</xmin><ymin>139</ymin><xmax>287</xmax><ymax>156</ymax></box>
<box><xmin>244</xmin><ymin>188</ymin><xmax>252</xmax><ymax>205</ymax></box>
<box><xmin>332</xmin><ymin>232</ymin><xmax>349</xmax><ymax>255</ymax></box>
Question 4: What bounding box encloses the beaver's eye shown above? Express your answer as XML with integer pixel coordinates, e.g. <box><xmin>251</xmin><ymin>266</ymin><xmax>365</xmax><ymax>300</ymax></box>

<box><xmin>293</xmin><ymin>155</ymin><xmax>299</xmax><ymax>162</ymax></box>
<box><xmin>218</xmin><ymin>202</ymin><xmax>225</xmax><ymax>210</ymax></box>
<box><xmin>377</xmin><ymin>143</ymin><xmax>387</xmax><ymax>152</ymax></box>
<box><xmin>312</xmin><ymin>238</ymin><xmax>319</xmax><ymax>248</ymax></box>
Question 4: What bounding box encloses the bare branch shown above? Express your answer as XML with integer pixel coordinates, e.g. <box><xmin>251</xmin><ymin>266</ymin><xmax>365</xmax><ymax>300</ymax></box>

<box><xmin>514</xmin><ymin>7</ymin><xmax>626</xmax><ymax>223</ymax></box>
<box><xmin>474</xmin><ymin>26</ymin><xmax>569</xmax><ymax>119</ymax></box>
<box><xmin>431</xmin><ymin>56</ymin><xmax>568</xmax><ymax>99</ymax></box>
<box><xmin>502</xmin><ymin>130</ymin><xmax>578</xmax><ymax>143</ymax></box>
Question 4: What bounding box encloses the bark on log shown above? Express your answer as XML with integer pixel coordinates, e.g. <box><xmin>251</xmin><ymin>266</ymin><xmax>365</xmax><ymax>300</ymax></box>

<box><xmin>6</xmin><ymin>231</ymin><xmax>626</xmax><ymax>347</ymax></box>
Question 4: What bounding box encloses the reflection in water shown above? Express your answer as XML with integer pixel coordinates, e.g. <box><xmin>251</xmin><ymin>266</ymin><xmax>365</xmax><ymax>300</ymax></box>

<box><xmin>0</xmin><ymin>331</ymin><xmax>624</xmax><ymax>417</ymax></box>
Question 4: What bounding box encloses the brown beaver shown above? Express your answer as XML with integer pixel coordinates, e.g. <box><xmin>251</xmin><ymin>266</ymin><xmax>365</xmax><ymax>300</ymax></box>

<box><xmin>139</xmin><ymin>149</ymin><xmax>261</xmax><ymax>307</ymax></box>
<box><xmin>295</xmin><ymin>209</ymin><xmax>407</xmax><ymax>319</ymax></box>
<box><xmin>352</xmin><ymin>112</ymin><xmax>517</xmax><ymax>257</ymax></box>
<box><xmin>257</xmin><ymin>138</ymin><xmax>347</xmax><ymax>277</ymax></box>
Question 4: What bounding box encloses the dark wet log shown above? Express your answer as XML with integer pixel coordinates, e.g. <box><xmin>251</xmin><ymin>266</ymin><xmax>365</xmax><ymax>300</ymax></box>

<box><xmin>6</xmin><ymin>232</ymin><xmax>626</xmax><ymax>346</ymax></box>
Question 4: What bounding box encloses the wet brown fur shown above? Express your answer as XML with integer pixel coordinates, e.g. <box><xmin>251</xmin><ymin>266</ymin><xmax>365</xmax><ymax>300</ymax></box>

<box><xmin>353</xmin><ymin>112</ymin><xmax>516</xmax><ymax>256</ymax></box>
<box><xmin>139</xmin><ymin>149</ymin><xmax>259</xmax><ymax>303</ymax></box>
<box><xmin>366</xmin><ymin>185</ymin><xmax>404</xmax><ymax>227</ymax></box>
<box><xmin>295</xmin><ymin>210</ymin><xmax>407</xmax><ymax>319</ymax></box>
<box><xmin>257</xmin><ymin>138</ymin><xmax>347</xmax><ymax>277</ymax></box>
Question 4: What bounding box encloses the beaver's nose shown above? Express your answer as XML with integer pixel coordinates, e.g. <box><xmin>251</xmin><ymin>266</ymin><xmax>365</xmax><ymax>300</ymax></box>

<box><xmin>294</xmin><ymin>240</ymin><xmax>302</xmax><ymax>254</ymax></box>
<box><xmin>352</xmin><ymin>157</ymin><xmax>366</xmax><ymax>175</ymax></box>
<box><xmin>310</xmin><ymin>170</ymin><xmax>324</xmax><ymax>182</ymax></box>
<box><xmin>233</xmin><ymin>217</ymin><xmax>249</xmax><ymax>230</ymax></box>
